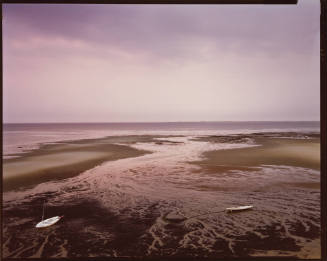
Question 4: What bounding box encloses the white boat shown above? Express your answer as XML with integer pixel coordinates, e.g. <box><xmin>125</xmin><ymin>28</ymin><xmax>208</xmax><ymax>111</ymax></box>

<box><xmin>36</xmin><ymin>216</ymin><xmax>63</xmax><ymax>228</ymax></box>
<box><xmin>226</xmin><ymin>205</ymin><xmax>253</xmax><ymax>213</ymax></box>
<box><xmin>35</xmin><ymin>201</ymin><xmax>63</xmax><ymax>228</ymax></box>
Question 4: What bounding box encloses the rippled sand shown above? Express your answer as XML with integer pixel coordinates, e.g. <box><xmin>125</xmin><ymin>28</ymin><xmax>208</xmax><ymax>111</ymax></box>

<box><xmin>2</xmin><ymin>133</ymin><xmax>321</xmax><ymax>258</ymax></box>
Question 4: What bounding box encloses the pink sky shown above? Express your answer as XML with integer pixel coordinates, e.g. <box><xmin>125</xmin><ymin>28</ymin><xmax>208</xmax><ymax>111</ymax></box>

<box><xmin>3</xmin><ymin>2</ymin><xmax>320</xmax><ymax>123</ymax></box>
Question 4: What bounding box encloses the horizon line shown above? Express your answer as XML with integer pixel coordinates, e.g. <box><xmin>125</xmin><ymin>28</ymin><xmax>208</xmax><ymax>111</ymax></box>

<box><xmin>3</xmin><ymin>120</ymin><xmax>321</xmax><ymax>124</ymax></box>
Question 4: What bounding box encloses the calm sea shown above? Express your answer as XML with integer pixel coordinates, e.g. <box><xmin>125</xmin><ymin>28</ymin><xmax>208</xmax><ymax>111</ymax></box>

<box><xmin>3</xmin><ymin>121</ymin><xmax>320</xmax><ymax>157</ymax></box>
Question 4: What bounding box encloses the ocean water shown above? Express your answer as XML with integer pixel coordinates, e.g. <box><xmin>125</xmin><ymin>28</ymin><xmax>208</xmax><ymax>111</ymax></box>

<box><xmin>3</xmin><ymin>121</ymin><xmax>320</xmax><ymax>157</ymax></box>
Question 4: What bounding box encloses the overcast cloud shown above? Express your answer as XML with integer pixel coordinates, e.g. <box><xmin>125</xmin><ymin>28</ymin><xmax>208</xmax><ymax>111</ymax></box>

<box><xmin>3</xmin><ymin>1</ymin><xmax>320</xmax><ymax>122</ymax></box>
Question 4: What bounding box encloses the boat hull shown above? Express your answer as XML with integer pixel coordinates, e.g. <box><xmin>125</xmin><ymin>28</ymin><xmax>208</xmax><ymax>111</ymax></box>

<box><xmin>35</xmin><ymin>216</ymin><xmax>62</xmax><ymax>228</ymax></box>
<box><xmin>226</xmin><ymin>205</ymin><xmax>253</xmax><ymax>213</ymax></box>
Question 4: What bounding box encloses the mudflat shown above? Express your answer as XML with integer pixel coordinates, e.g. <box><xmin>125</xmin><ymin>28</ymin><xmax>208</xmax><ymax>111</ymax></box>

<box><xmin>192</xmin><ymin>133</ymin><xmax>320</xmax><ymax>172</ymax></box>
<box><xmin>2</xmin><ymin>133</ymin><xmax>321</xmax><ymax>258</ymax></box>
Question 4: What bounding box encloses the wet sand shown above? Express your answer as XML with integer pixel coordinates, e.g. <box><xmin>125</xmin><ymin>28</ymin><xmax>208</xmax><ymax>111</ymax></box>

<box><xmin>2</xmin><ymin>133</ymin><xmax>321</xmax><ymax>258</ymax></box>
<box><xmin>192</xmin><ymin>132</ymin><xmax>320</xmax><ymax>171</ymax></box>
<box><xmin>3</xmin><ymin>135</ymin><xmax>165</xmax><ymax>192</ymax></box>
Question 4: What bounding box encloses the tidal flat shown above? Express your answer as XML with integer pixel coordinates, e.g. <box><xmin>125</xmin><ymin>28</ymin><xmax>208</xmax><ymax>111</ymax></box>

<box><xmin>2</xmin><ymin>132</ymin><xmax>321</xmax><ymax>259</ymax></box>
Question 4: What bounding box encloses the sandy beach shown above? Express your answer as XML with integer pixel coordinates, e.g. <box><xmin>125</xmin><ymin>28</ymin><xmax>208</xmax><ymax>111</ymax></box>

<box><xmin>2</xmin><ymin>132</ymin><xmax>321</xmax><ymax>258</ymax></box>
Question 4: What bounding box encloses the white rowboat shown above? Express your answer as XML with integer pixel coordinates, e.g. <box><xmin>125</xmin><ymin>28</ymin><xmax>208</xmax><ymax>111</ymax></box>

<box><xmin>35</xmin><ymin>201</ymin><xmax>63</xmax><ymax>228</ymax></box>
<box><xmin>226</xmin><ymin>205</ymin><xmax>253</xmax><ymax>212</ymax></box>
<box><xmin>36</xmin><ymin>216</ymin><xmax>63</xmax><ymax>228</ymax></box>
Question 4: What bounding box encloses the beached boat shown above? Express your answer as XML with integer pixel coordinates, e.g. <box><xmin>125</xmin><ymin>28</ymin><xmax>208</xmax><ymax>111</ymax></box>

<box><xmin>226</xmin><ymin>205</ymin><xmax>253</xmax><ymax>213</ymax></box>
<box><xmin>35</xmin><ymin>202</ymin><xmax>63</xmax><ymax>228</ymax></box>
<box><xmin>36</xmin><ymin>216</ymin><xmax>63</xmax><ymax>228</ymax></box>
